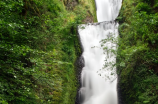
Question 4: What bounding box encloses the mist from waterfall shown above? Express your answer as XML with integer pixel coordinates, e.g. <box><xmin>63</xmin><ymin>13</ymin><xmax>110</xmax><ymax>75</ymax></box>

<box><xmin>78</xmin><ymin>0</ymin><xmax>122</xmax><ymax>104</ymax></box>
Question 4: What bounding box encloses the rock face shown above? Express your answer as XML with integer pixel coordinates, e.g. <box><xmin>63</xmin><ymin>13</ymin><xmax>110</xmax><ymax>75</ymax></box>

<box><xmin>63</xmin><ymin>0</ymin><xmax>78</xmax><ymax>10</ymax></box>
<box><xmin>75</xmin><ymin>56</ymin><xmax>85</xmax><ymax>104</ymax></box>
<box><xmin>83</xmin><ymin>13</ymin><xmax>94</xmax><ymax>23</ymax></box>
<box><xmin>63</xmin><ymin>0</ymin><xmax>96</xmax><ymax>23</ymax></box>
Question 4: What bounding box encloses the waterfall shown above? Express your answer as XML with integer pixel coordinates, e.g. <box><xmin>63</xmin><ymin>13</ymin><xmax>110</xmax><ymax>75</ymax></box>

<box><xmin>96</xmin><ymin>0</ymin><xmax>122</xmax><ymax>22</ymax></box>
<box><xmin>77</xmin><ymin>0</ymin><xmax>122</xmax><ymax>104</ymax></box>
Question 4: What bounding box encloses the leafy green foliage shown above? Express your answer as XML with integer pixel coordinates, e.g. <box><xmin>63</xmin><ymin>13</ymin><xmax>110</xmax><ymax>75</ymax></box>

<box><xmin>117</xmin><ymin>0</ymin><xmax>158</xmax><ymax>103</ymax></box>
<box><xmin>0</xmin><ymin>0</ymin><xmax>96</xmax><ymax>103</ymax></box>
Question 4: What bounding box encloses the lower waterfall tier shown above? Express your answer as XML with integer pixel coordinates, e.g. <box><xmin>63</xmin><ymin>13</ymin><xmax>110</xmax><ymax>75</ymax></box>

<box><xmin>78</xmin><ymin>22</ymin><xmax>119</xmax><ymax>104</ymax></box>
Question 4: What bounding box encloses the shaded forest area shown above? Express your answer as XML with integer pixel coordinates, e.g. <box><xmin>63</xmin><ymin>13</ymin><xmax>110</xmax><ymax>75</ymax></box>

<box><xmin>0</xmin><ymin>0</ymin><xmax>96</xmax><ymax>104</ymax></box>
<box><xmin>117</xmin><ymin>0</ymin><xmax>158</xmax><ymax>103</ymax></box>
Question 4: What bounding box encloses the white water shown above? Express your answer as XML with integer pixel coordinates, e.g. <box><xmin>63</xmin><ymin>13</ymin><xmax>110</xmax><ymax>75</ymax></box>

<box><xmin>78</xmin><ymin>0</ymin><xmax>122</xmax><ymax>104</ymax></box>
<box><xmin>96</xmin><ymin>0</ymin><xmax>122</xmax><ymax>22</ymax></box>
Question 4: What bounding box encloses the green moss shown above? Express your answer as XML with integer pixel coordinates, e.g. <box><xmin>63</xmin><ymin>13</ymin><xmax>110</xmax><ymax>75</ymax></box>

<box><xmin>86</xmin><ymin>0</ymin><xmax>98</xmax><ymax>22</ymax></box>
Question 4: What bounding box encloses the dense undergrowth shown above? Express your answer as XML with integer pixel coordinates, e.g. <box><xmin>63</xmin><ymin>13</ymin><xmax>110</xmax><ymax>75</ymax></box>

<box><xmin>0</xmin><ymin>0</ymin><xmax>96</xmax><ymax>104</ymax></box>
<box><xmin>117</xmin><ymin>0</ymin><xmax>158</xmax><ymax>103</ymax></box>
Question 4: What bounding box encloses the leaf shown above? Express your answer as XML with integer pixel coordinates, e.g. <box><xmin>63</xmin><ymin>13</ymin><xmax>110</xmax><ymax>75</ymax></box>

<box><xmin>143</xmin><ymin>101</ymin><xmax>150</xmax><ymax>103</ymax></box>
<box><xmin>120</xmin><ymin>62</ymin><xmax>125</xmax><ymax>67</ymax></box>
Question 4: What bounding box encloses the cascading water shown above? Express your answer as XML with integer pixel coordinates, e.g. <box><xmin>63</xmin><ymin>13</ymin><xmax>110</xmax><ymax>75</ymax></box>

<box><xmin>96</xmin><ymin>0</ymin><xmax>122</xmax><ymax>22</ymax></box>
<box><xmin>77</xmin><ymin>0</ymin><xmax>122</xmax><ymax>104</ymax></box>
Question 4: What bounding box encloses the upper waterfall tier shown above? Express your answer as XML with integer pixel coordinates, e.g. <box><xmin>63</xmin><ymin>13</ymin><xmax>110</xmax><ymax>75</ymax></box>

<box><xmin>96</xmin><ymin>0</ymin><xmax>122</xmax><ymax>22</ymax></box>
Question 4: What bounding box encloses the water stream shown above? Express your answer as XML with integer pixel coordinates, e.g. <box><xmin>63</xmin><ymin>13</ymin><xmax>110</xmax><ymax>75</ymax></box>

<box><xmin>78</xmin><ymin>0</ymin><xmax>122</xmax><ymax>104</ymax></box>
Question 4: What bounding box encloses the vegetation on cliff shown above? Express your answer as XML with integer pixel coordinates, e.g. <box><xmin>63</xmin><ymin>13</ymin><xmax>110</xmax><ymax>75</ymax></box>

<box><xmin>117</xmin><ymin>0</ymin><xmax>158</xmax><ymax>103</ymax></box>
<box><xmin>0</xmin><ymin>0</ymin><xmax>96</xmax><ymax>104</ymax></box>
